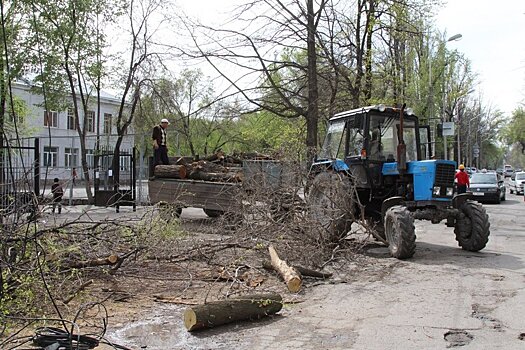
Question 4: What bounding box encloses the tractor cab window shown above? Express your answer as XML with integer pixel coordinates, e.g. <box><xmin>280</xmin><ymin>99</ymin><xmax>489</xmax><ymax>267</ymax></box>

<box><xmin>319</xmin><ymin>120</ymin><xmax>346</xmax><ymax>159</ymax></box>
<box><xmin>320</xmin><ymin>117</ymin><xmax>364</xmax><ymax>159</ymax></box>
<box><xmin>368</xmin><ymin>114</ymin><xmax>418</xmax><ymax>162</ymax></box>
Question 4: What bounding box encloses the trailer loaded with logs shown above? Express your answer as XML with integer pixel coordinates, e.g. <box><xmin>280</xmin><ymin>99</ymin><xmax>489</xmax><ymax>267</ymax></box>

<box><xmin>148</xmin><ymin>152</ymin><xmax>300</xmax><ymax>220</ymax></box>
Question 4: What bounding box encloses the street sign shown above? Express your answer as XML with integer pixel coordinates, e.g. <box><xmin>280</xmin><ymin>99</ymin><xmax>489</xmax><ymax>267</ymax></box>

<box><xmin>442</xmin><ymin>122</ymin><xmax>455</xmax><ymax>136</ymax></box>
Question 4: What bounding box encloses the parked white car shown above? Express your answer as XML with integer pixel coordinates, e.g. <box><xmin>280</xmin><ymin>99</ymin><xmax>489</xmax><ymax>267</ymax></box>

<box><xmin>509</xmin><ymin>171</ymin><xmax>525</xmax><ymax>195</ymax></box>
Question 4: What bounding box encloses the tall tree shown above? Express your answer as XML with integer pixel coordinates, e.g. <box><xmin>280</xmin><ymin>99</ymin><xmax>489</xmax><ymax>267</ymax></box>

<box><xmin>23</xmin><ymin>0</ymin><xmax>121</xmax><ymax>202</ymax></box>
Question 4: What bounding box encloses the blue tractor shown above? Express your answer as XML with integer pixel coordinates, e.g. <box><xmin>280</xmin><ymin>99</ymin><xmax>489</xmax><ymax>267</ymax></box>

<box><xmin>308</xmin><ymin>105</ymin><xmax>490</xmax><ymax>259</ymax></box>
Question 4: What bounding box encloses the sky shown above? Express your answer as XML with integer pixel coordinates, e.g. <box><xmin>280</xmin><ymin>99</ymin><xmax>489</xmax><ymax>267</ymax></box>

<box><xmin>176</xmin><ymin>0</ymin><xmax>525</xmax><ymax>117</ymax></box>
<box><xmin>436</xmin><ymin>0</ymin><xmax>525</xmax><ymax>117</ymax></box>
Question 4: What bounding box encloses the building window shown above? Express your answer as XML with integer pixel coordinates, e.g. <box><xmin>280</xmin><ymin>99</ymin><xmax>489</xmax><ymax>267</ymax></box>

<box><xmin>44</xmin><ymin>111</ymin><xmax>58</xmax><ymax>128</ymax></box>
<box><xmin>86</xmin><ymin>110</ymin><xmax>95</xmax><ymax>132</ymax></box>
<box><xmin>43</xmin><ymin>146</ymin><xmax>58</xmax><ymax>167</ymax></box>
<box><xmin>67</xmin><ymin>108</ymin><xmax>76</xmax><ymax>130</ymax></box>
<box><xmin>119</xmin><ymin>155</ymin><xmax>130</xmax><ymax>172</ymax></box>
<box><xmin>86</xmin><ymin>149</ymin><xmax>94</xmax><ymax>168</ymax></box>
<box><xmin>64</xmin><ymin>147</ymin><xmax>78</xmax><ymax>168</ymax></box>
<box><xmin>104</xmin><ymin>113</ymin><xmax>112</xmax><ymax>134</ymax></box>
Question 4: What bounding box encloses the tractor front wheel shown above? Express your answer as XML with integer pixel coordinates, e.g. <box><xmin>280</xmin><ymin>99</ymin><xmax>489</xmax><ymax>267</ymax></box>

<box><xmin>454</xmin><ymin>200</ymin><xmax>490</xmax><ymax>251</ymax></box>
<box><xmin>384</xmin><ymin>205</ymin><xmax>416</xmax><ymax>259</ymax></box>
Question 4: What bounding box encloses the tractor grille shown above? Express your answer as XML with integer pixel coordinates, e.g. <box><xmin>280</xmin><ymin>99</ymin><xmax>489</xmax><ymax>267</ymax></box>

<box><xmin>434</xmin><ymin>163</ymin><xmax>455</xmax><ymax>186</ymax></box>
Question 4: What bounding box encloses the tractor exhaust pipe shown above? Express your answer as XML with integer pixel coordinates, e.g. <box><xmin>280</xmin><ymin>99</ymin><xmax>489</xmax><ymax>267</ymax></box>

<box><xmin>397</xmin><ymin>103</ymin><xmax>407</xmax><ymax>173</ymax></box>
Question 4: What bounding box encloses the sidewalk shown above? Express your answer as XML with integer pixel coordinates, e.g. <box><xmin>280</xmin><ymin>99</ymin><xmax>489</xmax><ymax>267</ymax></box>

<box><xmin>40</xmin><ymin>181</ymin><xmax>149</xmax><ymax>205</ymax></box>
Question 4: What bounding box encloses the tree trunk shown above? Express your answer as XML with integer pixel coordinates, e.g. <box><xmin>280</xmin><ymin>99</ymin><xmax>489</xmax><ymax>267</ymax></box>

<box><xmin>268</xmin><ymin>245</ymin><xmax>302</xmax><ymax>292</ymax></box>
<box><xmin>183</xmin><ymin>293</ymin><xmax>282</xmax><ymax>332</ymax></box>
<box><xmin>306</xmin><ymin>0</ymin><xmax>319</xmax><ymax>162</ymax></box>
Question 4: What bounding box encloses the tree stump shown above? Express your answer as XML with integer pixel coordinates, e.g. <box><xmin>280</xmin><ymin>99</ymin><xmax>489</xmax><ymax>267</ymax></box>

<box><xmin>183</xmin><ymin>293</ymin><xmax>282</xmax><ymax>332</ymax></box>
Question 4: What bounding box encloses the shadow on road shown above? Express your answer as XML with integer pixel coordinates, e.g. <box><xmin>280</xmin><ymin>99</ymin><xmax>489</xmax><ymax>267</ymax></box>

<box><xmin>362</xmin><ymin>241</ymin><xmax>523</xmax><ymax>271</ymax></box>
<box><xmin>189</xmin><ymin>313</ymin><xmax>286</xmax><ymax>340</ymax></box>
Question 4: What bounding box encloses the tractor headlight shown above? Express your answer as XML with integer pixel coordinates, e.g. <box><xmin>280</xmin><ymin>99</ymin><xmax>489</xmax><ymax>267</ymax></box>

<box><xmin>446</xmin><ymin>187</ymin><xmax>454</xmax><ymax>196</ymax></box>
<box><xmin>433</xmin><ymin>186</ymin><xmax>441</xmax><ymax>196</ymax></box>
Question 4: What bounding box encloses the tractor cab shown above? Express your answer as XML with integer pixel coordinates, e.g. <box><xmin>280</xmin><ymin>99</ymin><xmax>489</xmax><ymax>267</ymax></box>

<box><xmin>315</xmin><ymin>105</ymin><xmax>439</xmax><ymax>202</ymax></box>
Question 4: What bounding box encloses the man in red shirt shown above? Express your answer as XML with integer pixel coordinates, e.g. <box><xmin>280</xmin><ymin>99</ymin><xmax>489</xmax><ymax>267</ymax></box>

<box><xmin>455</xmin><ymin>164</ymin><xmax>470</xmax><ymax>194</ymax></box>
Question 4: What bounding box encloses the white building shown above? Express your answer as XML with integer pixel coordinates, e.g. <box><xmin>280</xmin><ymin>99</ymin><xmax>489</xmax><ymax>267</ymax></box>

<box><xmin>10</xmin><ymin>79</ymin><xmax>134</xmax><ymax>183</ymax></box>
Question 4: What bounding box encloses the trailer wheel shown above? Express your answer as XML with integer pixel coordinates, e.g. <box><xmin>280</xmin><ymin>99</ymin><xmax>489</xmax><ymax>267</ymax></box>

<box><xmin>204</xmin><ymin>209</ymin><xmax>223</xmax><ymax>218</ymax></box>
<box><xmin>454</xmin><ymin>200</ymin><xmax>490</xmax><ymax>251</ymax></box>
<box><xmin>308</xmin><ymin>172</ymin><xmax>354</xmax><ymax>241</ymax></box>
<box><xmin>384</xmin><ymin>205</ymin><xmax>416</xmax><ymax>259</ymax></box>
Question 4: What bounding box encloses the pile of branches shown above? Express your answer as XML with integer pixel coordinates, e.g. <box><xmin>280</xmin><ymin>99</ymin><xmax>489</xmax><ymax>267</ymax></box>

<box><xmin>1</xmin><ymin>157</ymin><xmax>381</xmax><ymax>345</ymax></box>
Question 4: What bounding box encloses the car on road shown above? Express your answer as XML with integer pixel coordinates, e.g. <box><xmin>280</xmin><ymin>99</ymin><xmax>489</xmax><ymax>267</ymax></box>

<box><xmin>496</xmin><ymin>168</ymin><xmax>504</xmax><ymax>176</ymax></box>
<box><xmin>504</xmin><ymin>164</ymin><xmax>514</xmax><ymax>177</ymax></box>
<box><xmin>465</xmin><ymin>167</ymin><xmax>476</xmax><ymax>176</ymax></box>
<box><xmin>468</xmin><ymin>172</ymin><xmax>506</xmax><ymax>203</ymax></box>
<box><xmin>509</xmin><ymin>171</ymin><xmax>525</xmax><ymax>195</ymax></box>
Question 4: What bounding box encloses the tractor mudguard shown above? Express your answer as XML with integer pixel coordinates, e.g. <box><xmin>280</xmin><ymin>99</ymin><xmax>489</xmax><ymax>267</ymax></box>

<box><xmin>452</xmin><ymin>193</ymin><xmax>473</xmax><ymax>209</ymax></box>
<box><xmin>381</xmin><ymin>196</ymin><xmax>405</xmax><ymax>218</ymax></box>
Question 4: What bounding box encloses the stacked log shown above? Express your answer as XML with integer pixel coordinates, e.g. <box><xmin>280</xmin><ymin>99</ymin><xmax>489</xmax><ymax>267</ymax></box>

<box><xmin>154</xmin><ymin>164</ymin><xmax>187</xmax><ymax>179</ymax></box>
<box><xmin>186</xmin><ymin>160</ymin><xmax>243</xmax><ymax>183</ymax></box>
<box><xmin>153</xmin><ymin>151</ymin><xmax>278</xmax><ymax>184</ymax></box>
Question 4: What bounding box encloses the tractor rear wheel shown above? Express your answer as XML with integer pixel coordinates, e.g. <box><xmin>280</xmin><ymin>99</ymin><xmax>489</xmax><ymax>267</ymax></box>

<box><xmin>454</xmin><ymin>200</ymin><xmax>490</xmax><ymax>251</ymax></box>
<box><xmin>307</xmin><ymin>172</ymin><xmax>354</xmax><ymax>241</ymax></box>
<box><xmin>384</xmin><ymin>205</ymin><xmax>416</xmax><ymax>259</ymax></box>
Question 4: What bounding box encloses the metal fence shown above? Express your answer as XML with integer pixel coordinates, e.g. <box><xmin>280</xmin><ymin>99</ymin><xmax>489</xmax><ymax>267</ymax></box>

<box><xmin>0</xmin><ymin>138</ymin><xmax>39</xmax><ymax>218</ymax></box>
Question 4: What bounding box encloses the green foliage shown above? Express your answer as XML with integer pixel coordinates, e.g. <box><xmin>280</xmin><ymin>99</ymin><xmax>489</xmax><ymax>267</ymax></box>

<box><xmin>1</xmin><ymin>263</ymin><xmax>37</xmax><ymax>322</ymax></box>
<box><xmin>235</xmin><ymin>111</ymin><xmax>306</xmax><ymax>158</ymax></box>
<box><xmin>501</xmin><ymin>107</ymin><xmax>525</xmax><ymax>167</ymax></box>
<box><xmin>504</xmin><ymin>108</ymin><xmax>525</xmax><ymax>152</ymax></box>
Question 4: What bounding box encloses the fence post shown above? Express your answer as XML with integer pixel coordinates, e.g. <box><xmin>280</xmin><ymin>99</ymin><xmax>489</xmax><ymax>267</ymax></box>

<box><xmin>34</xmin><ymin>138</ymin><xmax>40</xmax><ymax>196</ymax></box>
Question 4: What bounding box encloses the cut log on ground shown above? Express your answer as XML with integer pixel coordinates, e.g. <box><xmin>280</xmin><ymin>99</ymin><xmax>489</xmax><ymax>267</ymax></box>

<box><xmin>183</xmin><ymin>293</ymin><xmax>282</xmax><ymax>332</ymax></box>
<box><xmin>268</xmin><ymin>245</ymin><xmax>302</xmax><ymax>292</ymax></box>
<box><xmin>154</xmin><ymin>164</ymin><xmax>187</xmax><ymax>179</ymax></box>
<box><xmin>262</xmin><ymin>260</ymin><xmax>332</xmax><ymax>279</ymax></box>
<box><xmin>66</xmin><ymin>254</ymin><xmax>120</xmax><ymax>269</ymax></box>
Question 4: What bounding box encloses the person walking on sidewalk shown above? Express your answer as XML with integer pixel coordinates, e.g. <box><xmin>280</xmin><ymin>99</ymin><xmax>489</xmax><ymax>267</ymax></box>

<box><xmin>72</xmin><ymin>167</ymin><xmax>77</xmax><ymax>185</ymax></box>
<box><xmin>152</xmin><ymin>118</ymin><xmax>170</xmax><ymax>166</ymax></box>
<box><xmin>51</xmin><ymin>178</ymin><xmax>64</xmax><ymax>214</ymax></box>
<box><xmin>455</xmin><ymin>164</ymin><xmax>470</xmax><ymax>194</ymax></box>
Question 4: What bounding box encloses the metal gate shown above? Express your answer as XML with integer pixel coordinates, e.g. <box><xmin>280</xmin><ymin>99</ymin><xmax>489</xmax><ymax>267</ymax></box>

<box><xmin>94</xmin><ymin>147</ymin><xmax>136</xmax><ymax>212</ymax></box>
<box><xmin>0</xmin><ymin>138</ymin><xmax>40</xmax><ymax>219</ymax></box>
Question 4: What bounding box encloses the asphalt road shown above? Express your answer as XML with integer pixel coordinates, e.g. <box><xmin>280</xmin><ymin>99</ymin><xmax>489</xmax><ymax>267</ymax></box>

<box><xmin>106</xmin><ymin>191</ymin><xmax>525</xmax><ymax>350</ymax></box>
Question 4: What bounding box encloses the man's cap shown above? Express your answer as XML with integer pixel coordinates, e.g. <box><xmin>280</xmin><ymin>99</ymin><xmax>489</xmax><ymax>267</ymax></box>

<box><xmin>459</xmin><ymin>164</ymin><xmax>465</xmax><ymax>170</ymax></box>
<box><xmin>161</xmin><ymin>118</ymin><xmax>170</xmax><ymax>124</ymax></box>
